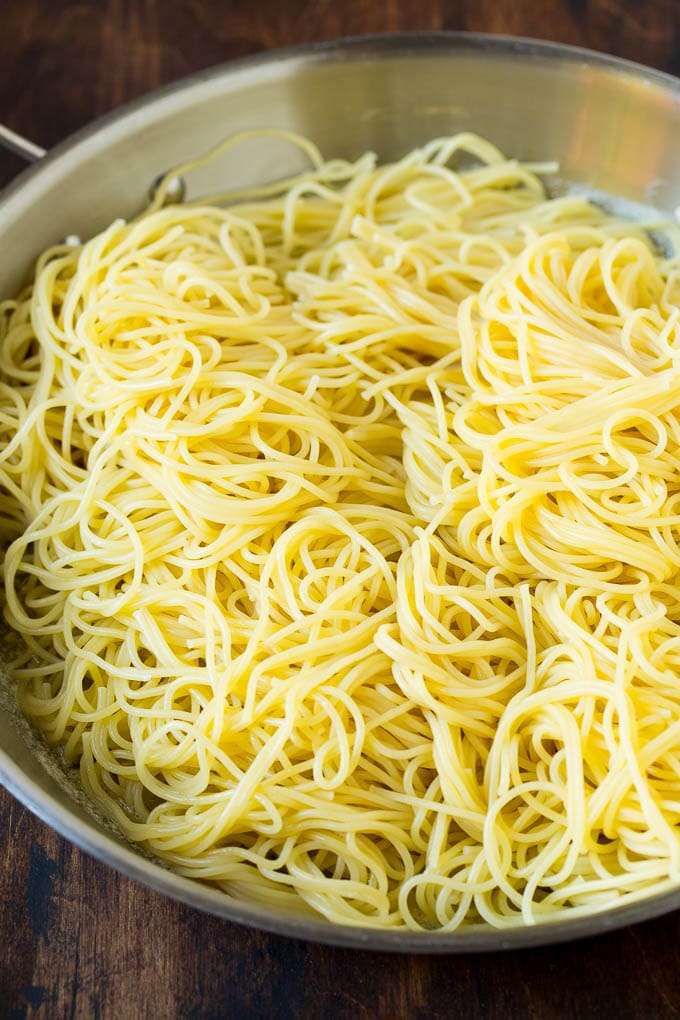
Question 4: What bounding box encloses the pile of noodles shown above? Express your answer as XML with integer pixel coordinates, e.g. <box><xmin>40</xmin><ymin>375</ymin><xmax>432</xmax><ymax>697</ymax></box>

<box><xmin>2</xmin><ymin>130</ymin><xmax>680</xmax><ymax>931</ymax></box>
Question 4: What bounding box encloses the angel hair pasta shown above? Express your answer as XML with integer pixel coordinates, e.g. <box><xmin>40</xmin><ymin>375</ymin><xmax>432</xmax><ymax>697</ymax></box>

<box><xmin>2</xmin><ymin>130</ymin><xmax>680</xmax><ymax>931</ymax></box>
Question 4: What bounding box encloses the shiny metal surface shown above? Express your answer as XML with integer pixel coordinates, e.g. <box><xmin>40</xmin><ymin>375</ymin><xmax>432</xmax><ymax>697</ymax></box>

<box><xmin>0</xmin><ymin>123</ymin><xmax>46</xmax><ymax>163</ymax></box>
<box><xmin>2</xmin><ymin>33</ymin><xmax>680</xmax><ymax>951</ymax></box>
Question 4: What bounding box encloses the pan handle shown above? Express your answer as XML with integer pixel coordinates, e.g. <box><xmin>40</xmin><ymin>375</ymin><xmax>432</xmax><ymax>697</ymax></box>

<box><xmin>0</xmin><ymin>124</ymin><xmax>46</xmax><ymax>163</ymax></box>
<box><xmin>0</xmin><ymin>125</ymin><xmax>84</xmax><ymax>246</ymax></box>
<box><xmin>0</xmin><ymin>122</ymin><xmax>184</xmax><ymax>206</ymax></box>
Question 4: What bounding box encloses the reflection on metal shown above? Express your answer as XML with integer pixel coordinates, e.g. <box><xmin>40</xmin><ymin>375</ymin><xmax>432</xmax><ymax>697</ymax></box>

<box><xmin>0</xmin><ymin>124</ymin><xmax>46</xmax><ymax>163</ymax></box>
<box><xmin>149</xmin><ymin>174</ymin><xmax>187</xmax><ymax>205</ymax></box>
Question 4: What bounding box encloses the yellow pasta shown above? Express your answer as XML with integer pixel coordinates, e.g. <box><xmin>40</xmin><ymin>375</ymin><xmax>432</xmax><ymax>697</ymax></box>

<box><xmin>2</xmin><ymin>131</ymin><xmax>680</xmax><ymax>931</ymax></box>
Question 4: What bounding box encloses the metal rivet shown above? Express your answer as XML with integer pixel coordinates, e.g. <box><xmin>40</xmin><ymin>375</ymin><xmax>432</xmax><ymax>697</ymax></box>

<box><xmin>149</xmin><ymin>174</ymin><xmax>186</xmax><ymax>206</ymax></box>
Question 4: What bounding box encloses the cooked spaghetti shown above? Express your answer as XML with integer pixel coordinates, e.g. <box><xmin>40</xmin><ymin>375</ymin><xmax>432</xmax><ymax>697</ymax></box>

<box><xmin>2</xmin><ymin>131</ymin><xmax>680</xmax><ymax>931</ymax></box>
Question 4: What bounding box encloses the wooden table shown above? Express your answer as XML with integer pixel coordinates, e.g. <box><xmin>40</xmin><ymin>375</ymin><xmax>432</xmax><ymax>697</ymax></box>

<box><xmin>3</xmin><ymin>2</ymin><xmax>680</xmax><ymax>1016</ymax></box>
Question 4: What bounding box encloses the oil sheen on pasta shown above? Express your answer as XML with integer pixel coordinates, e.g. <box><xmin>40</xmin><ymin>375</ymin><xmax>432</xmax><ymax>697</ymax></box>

<box><xmin>2</xmin><ymin>132</ymin><xmax>680</xmax><ymax>931</ymax></box>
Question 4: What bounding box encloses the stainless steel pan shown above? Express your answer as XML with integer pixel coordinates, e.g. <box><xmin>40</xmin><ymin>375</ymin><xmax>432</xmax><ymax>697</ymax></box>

<box><xmin>2</xmin><ymin>32</ymin><xmax>680</xmax><ymax>952</ymax></box>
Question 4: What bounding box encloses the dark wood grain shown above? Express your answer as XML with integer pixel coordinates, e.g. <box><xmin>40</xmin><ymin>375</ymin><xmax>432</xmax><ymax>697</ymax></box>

<box><xmin>3</xmin><ymin>2</ymin><xmax>680</xmax><ymax>1017</ymax></box>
